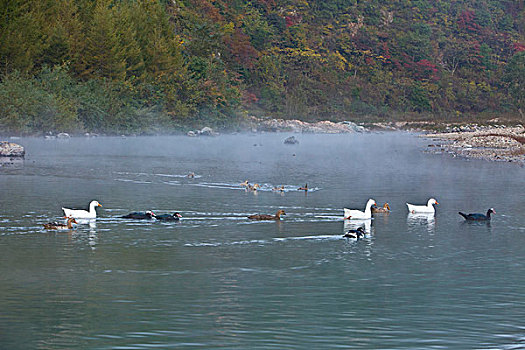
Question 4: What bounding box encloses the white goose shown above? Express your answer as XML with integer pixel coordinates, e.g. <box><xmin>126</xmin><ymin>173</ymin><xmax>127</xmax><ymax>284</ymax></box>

<box><xmin>344</xmin><ymin>199</ymin><xmax>376</xmax><ymax>220</ymax></box>
<box><xmin>406</xmin><ymin>198</ymin><xmax>438</xmax><ymax>214</ymax></box>
<box><xmin>62</xmin><ymin>200</ymin><xmax>102</xmax><ymax>219</ymax></box>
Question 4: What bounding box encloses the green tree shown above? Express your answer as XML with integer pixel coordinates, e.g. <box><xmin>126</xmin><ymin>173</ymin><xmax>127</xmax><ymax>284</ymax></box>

<box><xmin>81</xmin><ymin>0</ymin><xmax>126</xmax><ymax>80</ymax></box>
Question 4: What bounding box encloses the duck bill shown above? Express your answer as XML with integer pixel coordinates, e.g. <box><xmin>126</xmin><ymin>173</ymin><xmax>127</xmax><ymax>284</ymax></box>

<box><xmin>176</xmin><ymin>213</ymin><xmax>182</xmax><ymax>218</ymax></box>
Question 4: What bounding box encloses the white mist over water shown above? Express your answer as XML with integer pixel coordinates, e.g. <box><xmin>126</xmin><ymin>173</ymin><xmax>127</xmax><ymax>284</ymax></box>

<box><xmin>0</xmin><ymin>133</ymin><xmax>524</xmax><ymax>349</ymax></box>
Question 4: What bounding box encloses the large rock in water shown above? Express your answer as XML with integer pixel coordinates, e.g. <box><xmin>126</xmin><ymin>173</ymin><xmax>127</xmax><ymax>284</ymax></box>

<box><xmin>284</xmin><ymin>136</ymin><xmax>299</xmax><ymax>144</ymax></box>
<box><xmin>0</xmin><ymin>141</ymin><xmax>25</xmax><ymax>157</ymax></box>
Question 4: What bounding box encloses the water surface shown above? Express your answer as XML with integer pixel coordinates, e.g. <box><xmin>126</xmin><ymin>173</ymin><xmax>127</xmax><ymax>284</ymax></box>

<box><xmin>1</xmin><ymin>133</ymin><xmax>524</xmax><ymax>349</ymax></box>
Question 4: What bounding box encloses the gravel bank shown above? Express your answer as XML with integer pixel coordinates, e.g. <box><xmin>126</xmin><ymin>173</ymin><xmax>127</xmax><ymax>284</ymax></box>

<box><xmin>423</xmin><ymin>125</ymin><xmax>525</xmax><ymax>164</ymax></box>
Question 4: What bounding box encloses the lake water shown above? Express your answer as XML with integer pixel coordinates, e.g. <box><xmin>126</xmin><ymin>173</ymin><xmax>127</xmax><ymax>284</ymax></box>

<box><xmin>1</xmin><ymin>133</ymin><xmax>524</xmax><ymax>349</ymax></box>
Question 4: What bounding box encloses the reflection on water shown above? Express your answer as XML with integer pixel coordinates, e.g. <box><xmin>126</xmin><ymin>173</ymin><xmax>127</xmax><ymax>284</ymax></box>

<box><xmin>407</xmin><ymin>212</ymin><xmax>435</xmax><ymax>233</ymax></box>
<box><xmin>0</xmin><ymin>134</ymin><xmax>524</xmax><ymax>349</ymax></box>
<box><xmin>460</xmin><ymin>220</ymin><xmax>492</xmax><ymax>233</ymax></box>
<box><xmin>0</xmin><ymin>157</ymin><xmax>23</xmax><ymax>169</ymax></box>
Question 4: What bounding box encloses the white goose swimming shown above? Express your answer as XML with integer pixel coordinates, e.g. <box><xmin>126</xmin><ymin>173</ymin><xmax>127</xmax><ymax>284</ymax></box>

<box><xmin>344</xmin><ymin>199</ymin><xmax>376</xmax><ymax>220</ymax></box>
<box><xmin>62</xmin><ymin>200</ymin><xmax>102</xmax><ymax>219</ymax></box>
<box><xmin>406</xmin><ymin>198</ymin><xmax>438</xmax><ymax>214</ymax></box>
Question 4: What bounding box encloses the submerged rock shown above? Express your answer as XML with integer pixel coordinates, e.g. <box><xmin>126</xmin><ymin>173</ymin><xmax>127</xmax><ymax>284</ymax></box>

<box><xmin>0</xmin><ymin>141</ymin><xmax>25</xmax><ymax>157</ymax></box>
<box><xmin>284</xmin><ymin>136</ymin><xmax>299</xmax><ymax>145</ymax></box>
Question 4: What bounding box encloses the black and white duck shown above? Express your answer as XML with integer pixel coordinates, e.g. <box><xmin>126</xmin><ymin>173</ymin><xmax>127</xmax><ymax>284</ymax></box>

<box><xmin>156</xmin><ymin>212</ymin><xmax>183</xmax><ymax>221</ymax></box>
<box><xmin>121</xmin><ymin>211</ymin><xmax>156</xmax><ymax>219</ymax></box>
<box><xmin>458</xmin><ymin>208</ymin><xmax>495</xmax><ymax>221</ymax></box>
<box><xmin>343</xmin><ymin>227</ymin><xmax>365</xmax><ymax>239</ymax></box>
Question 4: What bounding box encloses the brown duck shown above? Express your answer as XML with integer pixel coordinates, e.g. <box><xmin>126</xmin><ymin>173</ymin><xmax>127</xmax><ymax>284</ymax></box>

<box><xmin>248</xmin><ymin>209</ymin><xmax>286</xmax><ymax>221</ymax></box>
<box><xmin>43</xmin><ymin>217</ymin><xmax>77</xmax><ymax>230</ymax></box>
<box><xmin>371</xmin><ymin>203</ymin><xmax>390</xmax><ymax>213</ymax></box>
<box><xmin>247</xmin><ymin>183</ymin><xmax>260</xmax><ymax>191</ymax></box>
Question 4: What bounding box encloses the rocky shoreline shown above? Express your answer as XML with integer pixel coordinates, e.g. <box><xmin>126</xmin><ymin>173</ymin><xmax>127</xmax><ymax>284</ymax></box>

<box><xmin>423</xmin><ymin>125</ymin><xmax>525</xmax><ymax>164</ymax></box>
<box><xmin>242</xmin><ymin>116</ymin><xmax>367</xmax><ymax>133</ymax></box>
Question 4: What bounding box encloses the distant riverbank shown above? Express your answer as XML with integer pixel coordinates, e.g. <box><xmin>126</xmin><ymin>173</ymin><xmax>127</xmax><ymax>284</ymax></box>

<box><xmin>423</xmin><ymin>125</ymin><xmax>525</xmax><ymax>164</ymax></box>
<box><xmin>3</xmin><ymin>117</ymin><xmax>524</xmax><ymax>166</ymax></box>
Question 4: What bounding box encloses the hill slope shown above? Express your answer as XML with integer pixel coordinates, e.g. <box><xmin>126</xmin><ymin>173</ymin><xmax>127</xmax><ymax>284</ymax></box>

<box><xmin>0</xmin><ymin>0</ymin><xmax>523</xmax><ymax>133</ymax></box>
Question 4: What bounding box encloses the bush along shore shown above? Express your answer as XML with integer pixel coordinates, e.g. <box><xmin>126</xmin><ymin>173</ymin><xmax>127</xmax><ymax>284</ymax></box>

<box><xmin>423</xmin><ymin>124</ymin><xmax>525</xmax><ymax>164</ymax></box>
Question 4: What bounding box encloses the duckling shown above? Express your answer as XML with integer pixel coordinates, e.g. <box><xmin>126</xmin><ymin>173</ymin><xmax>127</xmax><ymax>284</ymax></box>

<box><xmin>343</xmin><ymin>227</ymin><xmax>365</xmax><ymax>239</ymax></box>
<box><xmin>248</xmin><ymin>209</ymin><xmax>286</xmax><ymax>221</ymax></box>
<box><xmin>272</xmin><ymin>185</ymin><xmax>285</xmax><ymax>192</ymax></box>
<box><xmin>43</xmin><ymin>217</ymin><xmax>77</xmax><ymax>230</ymax></box>
<box><xmin>247</xmin><ymin>183</ymin><xmax>260</xmax><ymax>191</ymax></box>
<box><xmin>298</xmin><ymin>183</ymin><xmax>308</xmax><ymax>191</ymax></box>
<box><xmin>240</xmin><ymin>180</ymin><xmax>249</xmax><ymax>188</ymax></box>
<box><xmin>371</xmin><ymin>202</ymin><xmax>391</xmax><ymax>213</ymax></box>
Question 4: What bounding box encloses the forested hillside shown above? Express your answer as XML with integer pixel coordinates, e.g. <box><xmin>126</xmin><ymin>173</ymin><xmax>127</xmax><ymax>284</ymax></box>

<box><xmin>0</xmin><ymin>0</ymin><xmax>524</xmax><ymax>134</ymax></box>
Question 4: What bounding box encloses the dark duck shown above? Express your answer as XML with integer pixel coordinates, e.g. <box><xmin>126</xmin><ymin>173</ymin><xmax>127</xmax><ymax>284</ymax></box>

<box><xmin>343</xmin><ymin>227</ymin><xmax>365</xmax><ymax>239</ymax></box>
<box><xmin>248</xmin><ymin>210</ymin><xmax>286</xmax><ymax>221</ymax></box>
<box><xmin>156</xmin><ymin>212</ymin><xmax>183</xmax><ymax>221</ymax></box>
<box><xmin>458</xmin><ymin>208</ymin><xmax>495</xmax><ymax>221</ymax></box>
<box><xmin>121</xmin><ymin>211</ymin><xmax>156</xmax><ymax>219</ymax></box>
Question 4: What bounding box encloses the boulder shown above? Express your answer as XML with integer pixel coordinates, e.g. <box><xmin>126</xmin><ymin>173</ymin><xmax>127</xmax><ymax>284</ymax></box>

<box><xmin>0</xmin><ymin>141</ymin><xmax>25</xmax><ymax>157</ymax></box>
<box><xmin>199</xmin><ymin>127</ymin><xmax>216</xmax><ymax>136</ymax></box>
<box><xmin>284</xmin><ymin>136</ymin><xmax>299</xmax><ymax>145</ymax></box>
<box><xmin>57</xmin><ymin>132</ymin><xmax>71</xmax><ymax>139</ymax></box>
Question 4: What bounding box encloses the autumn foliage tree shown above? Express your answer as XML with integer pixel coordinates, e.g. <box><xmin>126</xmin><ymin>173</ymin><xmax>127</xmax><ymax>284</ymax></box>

<box><xmin>0</xmin><ymin>0</ymin><xmax>524</xmax><ymax>134</ymax></box>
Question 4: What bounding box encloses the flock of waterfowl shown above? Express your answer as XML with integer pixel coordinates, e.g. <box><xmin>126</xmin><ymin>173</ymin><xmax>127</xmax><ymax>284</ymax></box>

<box><xmin>240</xmin><ymin>180</ymin><xmax>309</xmax><ymax>193</ymax></box>
<box><xmin>42</xmin><ymin>200</ymin><xmax>183</xmax><ymax>230</ymax></box>
<box><xmin>43</xmin><ymin>185</ymin><xmax>495</xmax><ymax>235</ymax></box>
<box><xmin>340</xmin><ymin>197</ymin><xmax>495</xmax><ymax>240</ymax></box>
